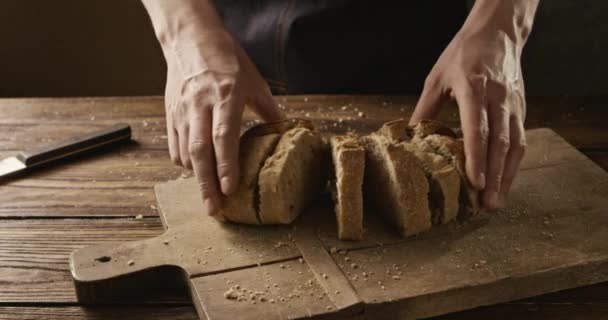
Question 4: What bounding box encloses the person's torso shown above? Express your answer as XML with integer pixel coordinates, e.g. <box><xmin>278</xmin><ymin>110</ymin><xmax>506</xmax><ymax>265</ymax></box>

<box><xmin>215</xmin><ymin>1</ymin><xmax>467</xmax><ymax>94</ymax></box>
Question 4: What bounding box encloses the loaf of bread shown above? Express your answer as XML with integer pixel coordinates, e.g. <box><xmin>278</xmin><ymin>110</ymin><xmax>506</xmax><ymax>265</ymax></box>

<box><xmin>218</xmin><ymin>119</ymin><xmax>323</xmax><ymax>224</ymax></box>
<box><xmin>218</xmin><ymin>117</ymin><xmax>478</xmax><ymax>241</ymax></box>
<box><xmin>330</xmin><ymin>135</ymin><xmax>365</xmax><ymax>240</ymax></box>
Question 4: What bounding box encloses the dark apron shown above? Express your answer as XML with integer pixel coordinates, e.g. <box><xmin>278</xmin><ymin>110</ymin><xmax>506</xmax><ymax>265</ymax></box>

<box><xmin>215</xmin><ymin>1</ymin><xmax>467</xmax><ymax>94</ymax></box>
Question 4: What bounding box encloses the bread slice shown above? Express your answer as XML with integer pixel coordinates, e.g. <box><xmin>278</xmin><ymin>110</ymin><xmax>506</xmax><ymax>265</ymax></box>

<box><xmin>411</xmin><ymin>150</ymin><xmax>461</xmax><ymax>224</ymax></box>
<box><xmin>421</xmin><ymin>133</ymin><xmax>480</xmax><ymax>217</ymax></box>
<box><xmin>330</xmin><ymin>135</ymin><xmax>365</xmax><ymax>240</ymax></box>
<box><xmin>258</xmin><ymin>127</ymin><xmax>325</xmax><ymax>224</ymax></box>
<box><xmin>219</xmin><ymin>133</ymin><xmax>282</xmax><ymax>224</ymax></box>
<box><xmin>411</xmin><ymin>120</ymin><xmax>480</xmax><ymax>217</ymax></box>
<box><xmin>363</xmin><ymin>132</ymin><xmax>431</xmax><ymax>237</ymax></box>
<box><xmin>376</xmin><ymin>119</ymin><xmax>460</xmax><ymax>225</ymax></box>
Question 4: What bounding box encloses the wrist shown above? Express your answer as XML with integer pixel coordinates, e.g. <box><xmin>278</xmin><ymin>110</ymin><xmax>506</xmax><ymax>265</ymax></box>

<box><xmin>459</xmin><ymin>0</ymin><xmax>538</xmax><ymax>48</ymax></box>
<box><xmin>142</xmin><ymin>0</ymin><xmax>228</xmax><ymax>51</ymax></box>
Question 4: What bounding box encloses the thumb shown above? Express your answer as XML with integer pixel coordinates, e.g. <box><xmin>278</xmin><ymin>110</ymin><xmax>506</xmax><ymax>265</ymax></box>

<box><xmin>249</xmin><ymin>87</ymin><xmax>285</xmax><ymax>122</ymax></box>
<box><xmin>409</xmin><ymin>76</ymin><xmax>445</xmax><ymax>125</ymax></box>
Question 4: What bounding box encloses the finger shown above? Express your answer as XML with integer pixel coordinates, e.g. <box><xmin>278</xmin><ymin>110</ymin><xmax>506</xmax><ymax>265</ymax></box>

<box><xmin>482</xmin><ymin>102</ymin><xmax>511</xmax><ymax>210</ymax></box>
<box><xmin>409</xmin><ymin>74</ymin><xmax>446</xmax><ymax>125</ymax></box>
<box><xmin>454</xmin><ymin>75</ymin><xmax>489</xmax><ymax>190</ymax></box>
<box><xmin>189</xmin><ymin>109</ymin><xmax>222</xmax><ymax>215</ymax></box>
<box><xmin>498</xmin><ymin>115</ymin><xmax>526</xmax><ymax>205</ymax></box>
<box><xmin>250</xmin><ymin>86</ymin><xmax>284</xmax><ymax>122</ymax></box>
<box><xmin>213</xmin><ymin>95</ymin><xmax>244</xmax><ymax>195</ymax></box>
<box><xmin>178</xmin><ymin>123</ymin><xmax>191</xmax><ymax>169</ymax></box>
<box><xmin>166</xmin><ymin>113</ymin><xmax>181</xmax><ymax>165</ymax></box>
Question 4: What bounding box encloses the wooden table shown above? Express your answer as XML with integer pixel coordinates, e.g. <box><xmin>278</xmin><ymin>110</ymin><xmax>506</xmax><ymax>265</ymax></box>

<box><xmin>1</xmin><ymin>96</ymin><xmax>607</xmax><ymax>319</ymax></box>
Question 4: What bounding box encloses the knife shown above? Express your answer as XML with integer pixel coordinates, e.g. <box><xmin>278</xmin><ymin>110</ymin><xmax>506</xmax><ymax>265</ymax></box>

<box><xmin>0</xmin><ymin>123</ymin><xmax>131</xmax><ymax>179</ymax></box>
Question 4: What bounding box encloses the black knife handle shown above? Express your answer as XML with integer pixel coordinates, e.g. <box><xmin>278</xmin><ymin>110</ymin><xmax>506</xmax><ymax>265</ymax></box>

<box><xmin>16</xmin><ymin>123</ymin><xmax>132</xmax><ymax>167</ymax></box>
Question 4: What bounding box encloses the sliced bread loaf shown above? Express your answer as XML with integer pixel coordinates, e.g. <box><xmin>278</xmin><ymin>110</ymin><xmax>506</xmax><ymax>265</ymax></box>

<box><xmin>219</xmin><ymin>133</ymin><xmax>282</xmax><ymax>224</ymax></box>
<box><xmin>376</xmin><ymin>119</ymin><xmax>460</xmax><ymax>225</ymax></box>
<box><xmin>363</xmin><ymin>132</ymin><xmax>432</xmax><ymax>237</ymax></box>
<box><xmin>330</xmin><ymin>135</ymin><xmax>365</xmax><ymax>240</ymax></box>
<box><xmin>421</xmin><ymin>133</ymin><xmax>480</xmax><ymax>217</ymax></box>
<box><xmin>258</xmin><ymin>127</ymin><xmax>325</xmax><ymax>224</ymax></box>
<box><xmin>412</xmin><ymin>120</ymin><xmax>480</xmax><ymax>217</ymax></box>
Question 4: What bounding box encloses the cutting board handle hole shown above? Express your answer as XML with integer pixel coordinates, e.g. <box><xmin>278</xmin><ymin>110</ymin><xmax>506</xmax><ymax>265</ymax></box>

<box><xmin>95</xmin><ymin>256</ymin><xmax>112</xmax><ymax>263</ymax></box>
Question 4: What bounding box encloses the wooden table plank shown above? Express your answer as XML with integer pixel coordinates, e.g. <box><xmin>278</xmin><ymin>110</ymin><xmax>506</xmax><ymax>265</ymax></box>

<box><xmin>1</xmin><ymin>96</ymin><xmax>607</xmax><ymax>151</ymax></box>
<box><xmin>0</xmin><ymin>306</ymin><xmax>198</xmax><ymax>320</ymax></box>
<box><xmin>0</xmin><ymin>218</ymin><xmax>187</xmax><ymax>303</ymax></box>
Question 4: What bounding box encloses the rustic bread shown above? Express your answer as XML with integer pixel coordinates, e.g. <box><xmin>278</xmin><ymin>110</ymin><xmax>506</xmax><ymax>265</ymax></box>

<box><xmin>258</xmin><ymin>127</ymin><xmax>325</xmax><ymax>224</ymax></box>
<box><xmin>363</xmin><ymin>132</ymin><xmax>432</xmax><ymax>237</ymax></box>
<box><xmin>412</xmin><ymin>120</ymin><xmax>480</xmax><ymax>217</ymax></box>
<box><xmin>330</xmin><ymin>135</ymin><xmax>365</xmax><ymax>240</ymax></box>
<box><xmin>376</xmin><ymin>119</ymin><xmax>460</xmax><ymax>225</ymax></box>
<box><xmin>219</xmin><ymin>133</ymin><xmax>282</xmax><ymax>224</ymax></box>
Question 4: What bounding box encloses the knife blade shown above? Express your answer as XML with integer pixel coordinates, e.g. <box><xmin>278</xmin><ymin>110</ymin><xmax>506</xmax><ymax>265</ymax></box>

<box><xmin>0</xmin><ymin>123</ymin><xmax>131</xmax><ymax>179</ymax></box>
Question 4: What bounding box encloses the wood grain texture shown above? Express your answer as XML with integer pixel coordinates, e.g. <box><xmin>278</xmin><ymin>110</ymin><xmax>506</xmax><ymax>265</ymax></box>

<box><xmin>1</xmin><ymin>96</ymin><xmax>607</xmax><ymax>151</ymax></box>
<box><xmin>0</xmin><ymin>306</ymin><xmax>198</xmax><ymax>320</ymax></box>
<box><xmin>0</xmin><ymin>96</ymin><xmax>607</xmax><ymax>319</ymax></box>
<box><xmin>0</xmin><ymin>218</ymin><xmax>186</xmax><ymax>304</ymax></box>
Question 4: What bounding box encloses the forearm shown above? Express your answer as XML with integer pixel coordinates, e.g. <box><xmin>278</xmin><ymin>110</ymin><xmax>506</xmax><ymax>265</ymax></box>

<box><xmin>461</xmin><ymin>0</ymin><xmax>540</xmax><ymax>47</ymax></box>
<box><xmin>141</xmin><ymin>0</ymin><xmax>226</xmax><ymax>49</ymax></box>
<box><xmin>141</xmin><ymin>0</ymin><xmax>237</xmax><ymax>76</ymax></box>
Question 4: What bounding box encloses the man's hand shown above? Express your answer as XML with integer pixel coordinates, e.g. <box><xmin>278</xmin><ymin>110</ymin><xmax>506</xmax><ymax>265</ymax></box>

<box><xmin>166</xmin><ymin>33</ymin><xmax>282</xmax><ymax>215</ymax></box>
<box><xmin>410</xmin><ymin>0</ymin><xmax>539</xmax><ymax>209</ymax></box>
<box><xmin>142</xmin><ymin>0</ymin><xmax>283</xmax><ymax>215</ymax></box>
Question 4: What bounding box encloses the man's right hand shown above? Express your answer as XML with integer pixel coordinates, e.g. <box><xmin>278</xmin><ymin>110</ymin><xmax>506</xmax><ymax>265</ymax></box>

<box><xmin>163</xmin><ymin>31</ymin><xmax>282</xmax><ymax>215</ymax></box>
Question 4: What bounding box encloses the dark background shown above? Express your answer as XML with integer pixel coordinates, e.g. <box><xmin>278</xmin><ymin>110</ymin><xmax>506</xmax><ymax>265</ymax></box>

<box><xmin>0</xmin><ymin>0</ymin><xmax>605</xmax><ymax>97</ymax></box>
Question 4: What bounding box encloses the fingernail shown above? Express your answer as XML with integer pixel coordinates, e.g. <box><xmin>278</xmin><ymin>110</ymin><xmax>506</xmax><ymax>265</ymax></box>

<box><xmin>220</xmin><ymin>177</ymin><xmax>232</xmax><ymax>194</ymax></box>
<box><xmin>203</xmin><ymin>198</ymin><xmax>216</xmax><ymax>215</ymax></box>
<box><xmin>477</xmin><ymin>172</ymin><xmax>486</xmax><ymax>190</ymax></box>
<box><xmin>485</xmin><ymin>191</ymin><xmax>500</xmax><ymax>210</ymax></box>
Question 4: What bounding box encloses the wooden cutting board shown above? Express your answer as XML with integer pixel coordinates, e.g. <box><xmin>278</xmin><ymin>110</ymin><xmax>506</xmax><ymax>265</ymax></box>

<box><xmin>70</xmin><ymin>128</ymin><xmax>608</xmax><ymax>320</ymax></box>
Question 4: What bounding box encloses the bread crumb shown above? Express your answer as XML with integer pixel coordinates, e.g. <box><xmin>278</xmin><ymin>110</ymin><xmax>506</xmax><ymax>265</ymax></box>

<box><xmin>392</xmin><ymin>275</ymin><xmax>401</xmax><ymax>280</ymax></box>
<box><xmin>350</xmin><ymin>263</ymin><xmax>359</xmax><ymax>269</ymax></box>
<box><xmin>357</xmin><ymin>111</ymin><xmax>365</xmax><ymax>118</ymax></box>
<box><xmin>127</xmin><ymin>260</ymin><xmax>135</xmax><ymax>266</ymax></box>
<box><xmin>224</xmin><ymin>288</ymin><xmax>239</xmax><ymax>300</ymax></box>
<box><xmin>329</xmin><ymin>247</ymin><xmax>338</xmax><ymax>254</ymax></box>
<box><xmin>298</xmin><ymin>258</ymin><xmax>304</xmax><ymax>264</ymax></box>
<box><xmin>162</xmin><ymin>240</ymin><xmax>169</xmax><ymax>245</ymax></box>
<box><xmin>321</xmin><ymin>273</ymin><xmax>328</xmax><ymax>279</ymax></box>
